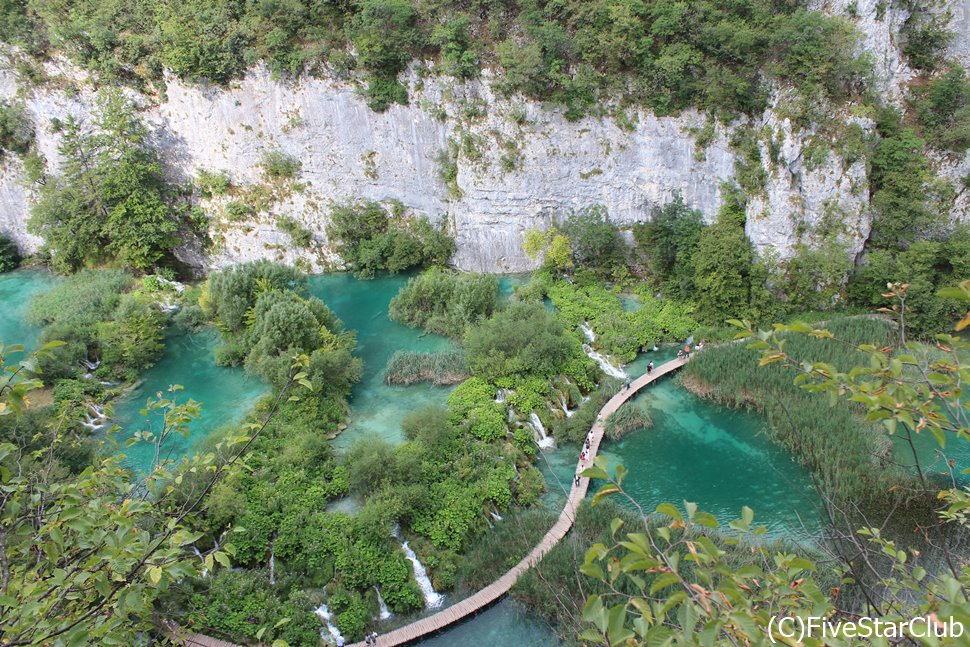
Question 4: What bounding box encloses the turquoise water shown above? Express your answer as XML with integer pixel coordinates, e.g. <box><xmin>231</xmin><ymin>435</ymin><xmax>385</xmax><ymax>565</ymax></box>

<box><xmin>110</xmin><ymin>327</ymin><xmax>267</xmax><ymax>473</ymax></box>
<box><xmin>308</xmin><ymin>273</ymin><xmax>459</xmax><ymax>450</ymax></box>
<box><xmin>415</xmin><ymin>599</ymin><xmax>559</xmax><ymax>647</ymax></box>
<box><xmin>0</xmin><ymin>268</ymin><xmax>59</xmax><ymax>353</ymax></box>
<box><xmin>892</xmin><ymin>426</ymin><xmax>970</xmax><ymax>486</ymax></box>
<box><xmin>598</xmin><ymin>378</ymin><xmax>822</xmax><ymax>540</ymax></box>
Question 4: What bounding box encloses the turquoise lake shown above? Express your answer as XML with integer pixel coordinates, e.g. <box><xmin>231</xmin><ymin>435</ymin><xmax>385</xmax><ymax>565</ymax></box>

<box><xmin>0</xmin><ymin>268</ymin><xmax>840</xmax><ymax>645</ymax></box>
<box><xmin>0</xmin><ymin>267</ymin><xmax>59</xmax><ymax>352</ymax></box>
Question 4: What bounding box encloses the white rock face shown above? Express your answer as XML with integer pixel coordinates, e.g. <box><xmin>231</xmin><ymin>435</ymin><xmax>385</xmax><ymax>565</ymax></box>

<box><xmin>0</xmin><ymin>2</ymin><xmax>967</xmax><ymax>272</ymax></box>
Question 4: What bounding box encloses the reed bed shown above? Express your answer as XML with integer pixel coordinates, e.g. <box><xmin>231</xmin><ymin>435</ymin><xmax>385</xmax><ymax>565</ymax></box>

<box><xmin>383</xmin><ymin>350</ymin><xmax>469</xmax><ymax>386</ymax></box>
<box><xmin>604</xmin><ymin>405</ymin><xmax>652</xmax><ymax>440</ymax></box>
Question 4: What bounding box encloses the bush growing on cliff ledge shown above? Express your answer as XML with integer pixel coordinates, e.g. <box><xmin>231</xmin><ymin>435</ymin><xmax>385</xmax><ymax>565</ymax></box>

<box><xmin>327</xmin><ymin>200</ymin><xmax>454</xmax><ymax>278</ymax></box>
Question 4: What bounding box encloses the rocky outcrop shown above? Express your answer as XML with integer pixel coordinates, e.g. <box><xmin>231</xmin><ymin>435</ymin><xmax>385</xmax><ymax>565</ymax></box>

<box><xmin>0</xmin><ymin>0</ymin><xmax>968</xmax><ymax>273</ymax></box>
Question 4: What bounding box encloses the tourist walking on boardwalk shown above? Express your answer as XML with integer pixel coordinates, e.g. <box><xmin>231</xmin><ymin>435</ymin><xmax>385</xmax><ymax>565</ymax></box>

<box><xmin>677</xmin><ymin>349</ymin><xmax>684</xmax><ymax>360</ymax></box>
<box><xmin>647</xmin><ymin>361</ymin><xmax>654</xmax><ymax>374</ymax></box>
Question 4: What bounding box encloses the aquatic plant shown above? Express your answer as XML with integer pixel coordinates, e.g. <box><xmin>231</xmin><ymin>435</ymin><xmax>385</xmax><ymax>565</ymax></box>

<box><xmin>384</xmin><ymin>349</ymin><xmax>469</xmax><ymax>385</ymax></box>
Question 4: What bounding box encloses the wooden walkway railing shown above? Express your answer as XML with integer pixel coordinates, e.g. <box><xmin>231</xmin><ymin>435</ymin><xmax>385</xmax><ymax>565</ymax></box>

<box><xmin>171</xmin><ymin>357</ymin><xmax>688</xmax><ymax>647</ymax></box>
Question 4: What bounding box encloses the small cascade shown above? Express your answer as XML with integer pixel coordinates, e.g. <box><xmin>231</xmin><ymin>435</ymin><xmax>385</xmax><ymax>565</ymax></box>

<box><xmin>375</xmin><ymin>587</ymin><xmax>393</xmax><ymax>620</ymax></box>
<box><xmin>494</xmin><ymin>388</ymin><xmax>510</xmax><ymax>404</ymax></box>
<box><xmin>579</xmin><ymin>322</ymin><xmax>628</xmax><ymax>379</ymax></box>
<box><xmin>269</xmin><ymin>536</ymin><xmax>276</xmax><ymax>585</ymax></box>
<box><xmin>314</xmin><ymin>604</ymin><xmax>344</xmax><ymax>644</ymax></box>
<box><xmin>582</xmin><ymin>344</ymin><xmax>628</xmax><ymax>380</ymax></box>
<box><xmin>529</xmin><ymin>412</ymin><xmax>554</xmax><ymax>449</ymax></box>
<box><xmin>79</xmin><ymin>403</ymin><xmax>109</xmax><ymax>431</ymax></box>
<box><xmin>80</xmin><ymin>355</ymin><xmax>100</xmax><ymax>372</ymax></box>
<box><xmin>401</xmin><ymin>541</ymin><xmax>443</xmax><ymax>609</ymax></box>
<box><xmin>490</xmin><ymin>511</ymin><xmax>503</xmax><ymax>522</ymax></box>
<box><xmin>558</xmin><ymin>393</ymin><xmax>575</xmax><ymax>418</ymax></box>
<box><xmin>506</xmin><ymin>407</ymin><xmax>516</xmax><ymax>423</ymax></box>
<box><xmin>192</xmin><ymin>546</ymin><xmax>209</xmax><ymax>577</ymax></box>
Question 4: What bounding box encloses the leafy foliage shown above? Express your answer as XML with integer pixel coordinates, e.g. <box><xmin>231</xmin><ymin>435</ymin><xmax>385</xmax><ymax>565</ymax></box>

<box><xmin>388</xmin><ymin>268</ymin><xmax>498</xmax><ymax>338</ymax></box>
<box><xmin>910</xmin><ymin>65</ymin><xmax>970</xmax><ymax>153</ymax></box>
<box><xmin>327</xmin><ymin>201</ymin><xmax>455</xmax><ymax>278</ymax></box>
<box><xmin>633</xmin><ymin>195</ymin><xmax>705</xmax><ymax>300</ymax></box>
<box><xmin>0</xmin><ymin>233</ymin><xmax>21</xmax><ymax>272</ymax></box>
<box><xmin>27</xmin><ymin>91</ymin><xmax>197</xmax><ymax>272</ymax></box>
<box><xmin>26</xmin><ymin>269</ymin><xmax>166</xmax><ymax>381</ymax></box>
<box><xmin>6</xmin><ymin>0</ymin><xmax>866</xmax><ymax>120</ymax></box>
<box><xmin>0</xmin><ymin>99</ymin><xmax>34</xmax><ymax>159</ymax></box>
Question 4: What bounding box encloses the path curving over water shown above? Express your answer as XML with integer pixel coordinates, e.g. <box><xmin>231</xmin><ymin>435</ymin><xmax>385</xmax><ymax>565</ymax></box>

<box><xmin>169</xmin><ymin>357</ymin><xmax>687</xmax><ymax>647</ymax></box>
<box><xmin>347</xmin><ymin>356</ymin><xmax>688</xmax><ymax>647</ymax></box>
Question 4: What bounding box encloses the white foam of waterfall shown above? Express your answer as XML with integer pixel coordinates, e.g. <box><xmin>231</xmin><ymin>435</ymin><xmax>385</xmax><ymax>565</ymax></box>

<box><xmin>375</xmin><ymin>587</ymin><xmax>392</xmax><ymax>620</ymax></box>
<box><xmin>529</xmin><ymin>412</ymin><xmax>555</xmax><ymax>448</ymax></box>
<box><xmin>579</xmin><ymin>323</ymin><xmax>628</xmax><ymax>379</ymax></box>
<box><xmin>192</xmin><ymin>546</ymin><xmax>209</xmax><ymax>577</ymax></box>
<box><xmin>269</xmin><ymin>543</ymin><xmax>276</xmax><ymax>585</ymax></box>
<box><xmin>494</xmin><ymin>388</ymin><xmax>509</xmax><ymax>404</ymax></box>
<box><xmin>490</xmin><ymin>511</ymin><xmax>503</xmax><ymax>521</ymax></box>
<box><xmin>314</xmin><ymin>604</ymin><xmax>344</xmax><ymax>643</ymax></box>
<box><xmin>558</xmin><ymin>393</ymin><xmax>575</xmax><ymax>417</ymax></box>
<box><xmin>80</xmin><ymin>356</ymin><xmax>100</xmax><ymax>371</ymax></box>
<box><xmin>79</xmin><ymin>403</ymin><xmax>109</xmax><ymax>431</ymax></box>
<box><xmin>401</xmin><ymin>541</ymin><xmax>443</xmax><ymax>609</ymax></box>
<box><xmin>582</xmin><ymin>344</ymin><xmax>628</xmax><ymax>380</ymax></box>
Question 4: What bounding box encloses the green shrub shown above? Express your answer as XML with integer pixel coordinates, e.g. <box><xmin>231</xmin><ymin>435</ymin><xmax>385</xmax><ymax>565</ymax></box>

<box><xmin>910</xmin><ymin>66</ymin><xmax>970</xmax><ymax>153</ymax></box>
<box><xmin>465</xmin><ymin>302</ymin><xmax>573</xmax><ymax>382</ymax></box>
<box><xmin>327</xmin><ymin>201</ymin><xmax>454</xmax><ymax>278</ymax></box>
<box><xmin>388</xmin><ymin>269</ymin><xmax>498</xmax><ymax>338</ymax></box>
<box><xmin>0</xmin><ymin>234</ymin><xmax>21</xmax><ymax>271</ymax></box>
<box><xmin>0</xmin><ymin>100</ymin><xmax>33</xmax><ymax>158</ymax></box>
<box><xmin>260</xmin><ymin>150</ymin><xmax>302</xmax><ymax>180</ymax></box>
<box><xmin>276</xmin><ymin>216</ymin><xmax>313</xmax><ymax>246</ymax></box>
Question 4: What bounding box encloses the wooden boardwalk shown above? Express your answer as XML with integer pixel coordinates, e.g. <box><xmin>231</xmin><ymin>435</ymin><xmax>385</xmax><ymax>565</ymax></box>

<box><xmin>347</xmin><ymin>355</ymin><xmax>688</xmax><ymax>647</ymax></box>
<box><xmin>171</xmin><ymin>356</ymin><xmax>687</xmax><ymax>647</ymax></box>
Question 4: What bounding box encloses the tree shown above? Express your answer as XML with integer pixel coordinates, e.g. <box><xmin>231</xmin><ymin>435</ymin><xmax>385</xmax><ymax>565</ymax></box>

<box><xmin>558</xmin><ymin>205</ymin><xmax>625</xmax><ymax>273</ymax></box>
<box><xmin>633</xmin><ymin>195</ymin><xmax>705</xmax><ymax>299</ymax></box>
<box><xmin>523</xmin><ymin>226</ymin><xmax>574</xmax><ymax>272</ymax></box>
<box><xmin>692</xmin><ymin>191</ymin><xmax>753</xmax><ymax>324</ymax></box>
<box><xmin>28</xmin><ymin>91</ymin><xmax>193</xmax><ymax>273</ymax></box>
<box><xmin>464</xmin><ymin>301</ymin><xmax>573</xmax><ymax>382</ymax></box>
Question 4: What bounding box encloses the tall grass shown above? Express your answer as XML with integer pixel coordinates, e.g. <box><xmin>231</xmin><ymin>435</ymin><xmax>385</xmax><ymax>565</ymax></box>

<box><xmin>604</xmin><ymin>405</ymin><xmax>652</xmax><ymax>440</ymax></box>
<box><xmin>681</xmin><ymin>317</ymin><xmax>914</xmax><ymax>504</ymax></box>
<box><xmin>383</xmin><ymin>350</ymin><xmax>469</xmax><ymax>386</ymax></box>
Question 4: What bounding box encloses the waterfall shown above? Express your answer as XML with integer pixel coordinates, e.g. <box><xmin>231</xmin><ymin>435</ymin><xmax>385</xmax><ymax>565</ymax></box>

<box><xmin>490</xmin><ymin>511</ymin><xmax>503</xmax><ymax>522</ymax></box>
<box><xmin>558</xmin><ymin>393</ymin><xmax>575</xmax><ymax>418</ymax></box>
<box><xmin>80</xmin><ymin>355</ymin><xmax>100</xmax><ymax>371</ymax></box>
<box><xmin>192</xmin><ymin>546</ymin><xmax>209</xmax><ymax>577</ymax></box>
<box><xmin>494</xmin><ymin>388</ymin><xmax>510</xmax><ymax>404</ymax></box>
<box><xmin>579</xmin><ymin>322</ymin><xmax>627</xmax><ymax>379</ymax></box>
<box><xmin>375</xmin><ymin>587</ymin><xmax>392</xmax><ymax>620</ymax></box>
<box><xmin>401</xmin><ymin>541</ymin><xmax>443</xmax><ymax>609</ymax></box>
<box><xmin>269</xmin><ymin>542</ymin><xmax>276</xmax><ymax>585</ymax></box>
<box><xmin>314</xmin><ymin>604</ymin><xmax>344</xmax><ymax>644</ymax></box>
<box><xmin>582</xmin><ymin>344</ymin><xmax>628</xmax><ymax>380</ymax></box>
<box><xmin>529</xmin><ymin>412</ymin><xmax>554</xmax><ymax>449</ymax></box>
<box><xmin>79</xmin><ymin>403</ymin><xmax>109</xmax><ymax>431</ymax></box>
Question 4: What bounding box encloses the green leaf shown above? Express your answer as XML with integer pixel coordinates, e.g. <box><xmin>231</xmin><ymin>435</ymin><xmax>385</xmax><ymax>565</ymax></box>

<box><xmin>655</xmin><ymin>503</ymin><xmax>682</xmax><ymax>522</ymax></box>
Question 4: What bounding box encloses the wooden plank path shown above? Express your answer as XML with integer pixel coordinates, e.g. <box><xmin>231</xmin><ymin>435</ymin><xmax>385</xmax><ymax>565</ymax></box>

<box><xmin>171</xmin><ymin>356</ymin><xmax>688</xmax><ymax>647</ymax></box>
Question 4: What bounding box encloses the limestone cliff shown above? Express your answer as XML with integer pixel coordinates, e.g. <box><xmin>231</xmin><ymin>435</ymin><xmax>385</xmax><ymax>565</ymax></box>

<box><xmin>0</xmin><ymin>0</ymin><xmax>968</xmax><ymax>273</ymax></box>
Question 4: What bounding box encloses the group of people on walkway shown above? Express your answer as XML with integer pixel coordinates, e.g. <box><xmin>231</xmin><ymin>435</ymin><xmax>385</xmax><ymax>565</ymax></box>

<box><xmin>677</xmin><ymin>340</ymin><xmax>704</xmax><ymax>360</ymax></box>
<box><xmin>363</xmin><ymin>631</ymin><xmax>379</xmax><ymax>645</ymax></box>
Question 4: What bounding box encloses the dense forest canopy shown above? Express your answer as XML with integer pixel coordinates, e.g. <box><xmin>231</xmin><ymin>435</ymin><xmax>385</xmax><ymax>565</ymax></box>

<box><xmin>1</xmin><ymin>0</ymin><xmax>873</xmax><ymax>115</ymax></box>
